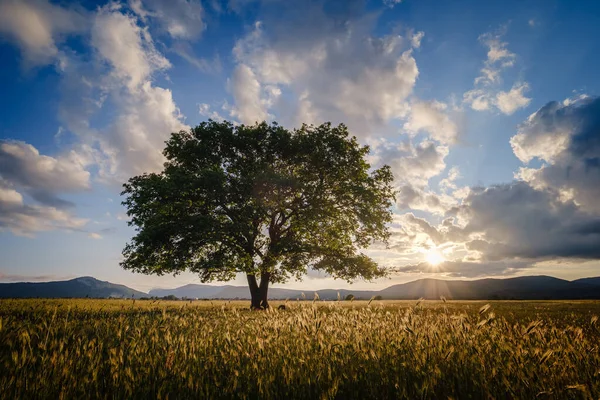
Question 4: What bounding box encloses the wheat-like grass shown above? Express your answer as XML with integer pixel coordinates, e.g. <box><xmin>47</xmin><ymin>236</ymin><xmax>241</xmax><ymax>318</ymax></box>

<box><xmin>0</xmin><ymin>299</ymin><xmax>599</xmax><ymax>399</ymax></box>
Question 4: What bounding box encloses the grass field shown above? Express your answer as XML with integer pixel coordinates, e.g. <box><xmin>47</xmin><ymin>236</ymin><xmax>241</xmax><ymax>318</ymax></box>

<box><xmin>1</xmin><ymin>299</ymin><xmax>599</xmax><ymax>399</ymax></box>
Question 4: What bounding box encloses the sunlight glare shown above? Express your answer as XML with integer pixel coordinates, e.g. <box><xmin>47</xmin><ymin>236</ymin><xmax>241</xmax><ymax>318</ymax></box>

<box><xmin>425</xmin><ymin>250</ymin><xmax>445</xmax><ymax>266</ymax></box>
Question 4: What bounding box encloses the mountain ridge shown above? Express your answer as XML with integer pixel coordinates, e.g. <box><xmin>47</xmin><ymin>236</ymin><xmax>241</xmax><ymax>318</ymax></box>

<box><xmin>1</xmin><ymin>275</ymin><xmax>599</xmax><ymax>300</ymax></box>
<box><xmin>0</xmin><ymin>276</ymin><xmax>146</xmax><ymax>299</ymax></box>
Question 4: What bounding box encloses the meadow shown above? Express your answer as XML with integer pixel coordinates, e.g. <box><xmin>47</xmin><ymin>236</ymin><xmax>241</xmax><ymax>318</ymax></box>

<box><xmin>1</xmin><ymin>299</ymin><xmax>599</xmax><ymax>399</ymax></box>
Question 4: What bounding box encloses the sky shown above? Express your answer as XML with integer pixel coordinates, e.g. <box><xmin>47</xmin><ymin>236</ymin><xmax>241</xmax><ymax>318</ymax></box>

<box><xmin>0</xmin><ymin>0</ymin><xmax>599</xmax><ymax>293</ymax></box>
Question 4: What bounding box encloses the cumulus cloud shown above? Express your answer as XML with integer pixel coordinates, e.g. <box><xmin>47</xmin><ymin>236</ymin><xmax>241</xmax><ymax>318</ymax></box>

<box><xmin>511</xmin><ymin>96</ymin><xmax>600</xmax><ymax>213</ymax></box>
<box><xmin>372</xmin><ymin>140</ymin><xmax>448</xmax><ymax>188</ymax></box>
<box><xmin>370</xmin><ymin>138</ymin><xmax>461</xmax><ymax>215</ymax></box>
<box><xmin>198</xmin><ymin>103</ymin><xmax>226</xmax><ymax>121</ymax></box>
<box><xmin>0</xmin><ymin>180</ymin><xmax>87</xmax><ymax>236</ymax></box>
<box><xmin>495</xmin><ymin>83</ymin><xmax>532</xmax><ymax>115</ymax></box>
<box><xmin>383</xmin><ymin>94</ymin><xmax>600</xmax><ymax>276</ymax></box>
<box><xmin>53</xmin><ymin>5</ymin><xmax>189</xmax><ymax>183</ymax></box>
<box><xmin>228</xmin><ymin>64</ymin><xmax>271</xmax><ymax>124</ymax></box>
<box><xmin>224</xmin><ymin>1</ymin><xmax>459</xmax><ymax>220</ymax></box>
<box><xmin>0</xmin><ymin>141</ymin><xmax>90</xmax><ymax>207</ymax></box>
<box><xmin>1</xmin><ymin>2</ymin><xmax>190</xmax><ymax>193</ymax></box>
<box><xmin>396</xmin><ymin>185</ymin><xmax>454</xmax><ymax>215</ymax></box>
<box><xmin>386</xmin><ymin>182</ymin><xmax>600</xmax><ymax>276</ymax></box>
<box><xmin>99</xmin><ymin>82</ymin><xmax>188</xmax><ymax>181</ymax></box>
<box><xmin>455</xmin><ymin>182</ymin><xmax>600</xmax><ymax>261</ymax></box>
<box><xmin>390</xmin><ymin>213</ymin><xmax>446</xmax><ymax>248</ymax></box>
<box><xmin>403</xmin><ymin>100</ymin><xmax>459</xmax><ymax>144</ymax></box>
<box><xmin>230</xmin><ymin>4</ymin><xmax>421</xmax><ymax>133</ymax></box>
<box><xmin>0</xmin><ymin>0</ymin><xmax>86</xmax><ymax>66</ymax></box>
<box><xmin>463</xmin><ymin>27</ymin><xmax>531</xmax><ymax>115</ymax></box>
<box><xmin>477</xmin><ymin>30</ymin><xmax>515</xmax><ymax>80</ymax></box>
<box><xmin>91</xmin><ymin>6</ymin><xmax>171</xmax><ymax>89</ymax></box>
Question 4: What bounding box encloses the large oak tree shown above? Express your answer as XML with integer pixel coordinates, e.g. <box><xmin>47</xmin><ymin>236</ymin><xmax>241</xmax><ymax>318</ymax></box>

<box><xmin>121</xmin><ymin>121</ymin><xmax>395</xmax><ymax>308</ymax></box>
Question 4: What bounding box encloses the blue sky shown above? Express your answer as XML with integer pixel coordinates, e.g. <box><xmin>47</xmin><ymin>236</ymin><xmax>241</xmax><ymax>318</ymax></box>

<box><xmin>1</xmin><ymin>0</ymin><xmax>599</xmax><ymax>292</ymax></box>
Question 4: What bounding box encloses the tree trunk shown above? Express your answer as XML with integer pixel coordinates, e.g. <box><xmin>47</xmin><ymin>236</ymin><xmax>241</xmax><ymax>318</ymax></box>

<box><xmin>247</xmin><ymin>272</ymin><xmax>270</xmax><ymax>309</ymax></box>
<box><xmin>259</xmin><ymin>272</ymin><xmax>270</xmax><ymax>309</ymax></box>
<box><xmin>247</xmin><ymin>274</ymin><xmax>261</xmax><ymax>309</ymax></box>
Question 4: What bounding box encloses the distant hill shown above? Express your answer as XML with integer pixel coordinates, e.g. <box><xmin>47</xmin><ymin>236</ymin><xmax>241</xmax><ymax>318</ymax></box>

<box><xmin>149</xmin><ymin>275</ymin><xmax>600</xmax><ymax>300</ymax></box>
<box><xmin>573</xmin><ymin>277</ymin><xmax>600</xmax><ymax>287</ymax></box>
<box><xmin>149</xmin><ymin>285</ymin><xmax>378</xmax><ymax>300</ymax></box>
<box><xmin>1</xmin><ymin>275</ymin><xmax>599</xmax><ymax>300</ymax></box>
<box><xmin>149</xmin><ymin>284</ymin><xmax>225</xmax><ymax>299</ymax></box>
<box><xmin>0</xmin><ymin>277</ymin><xmax>146</xmax><ymax>299</ymax></box>
<box><xmin>378</xmin><ymin>276</ymin><xmax>600</xmax><ymax>300</ymax></box>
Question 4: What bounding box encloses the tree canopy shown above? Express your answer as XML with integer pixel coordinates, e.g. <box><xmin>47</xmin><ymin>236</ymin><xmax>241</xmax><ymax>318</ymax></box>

<box><xmin>121</xmin><ymin>121</ymin><xmax>395</xmax><ymax>308</ymax></box>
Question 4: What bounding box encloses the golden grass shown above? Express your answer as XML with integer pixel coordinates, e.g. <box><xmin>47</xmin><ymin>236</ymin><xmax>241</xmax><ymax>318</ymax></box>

<box><xmin>1</xmin><ymin>299</ymin><xmax>599</xmax><ymax>399</ymax></box>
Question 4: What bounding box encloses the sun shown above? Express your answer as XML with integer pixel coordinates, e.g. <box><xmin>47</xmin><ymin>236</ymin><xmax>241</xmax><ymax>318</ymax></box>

<box><xmin>425</xmin><ymin>250</ymin><xmax>445</xmax><ymax>266</ymax></box>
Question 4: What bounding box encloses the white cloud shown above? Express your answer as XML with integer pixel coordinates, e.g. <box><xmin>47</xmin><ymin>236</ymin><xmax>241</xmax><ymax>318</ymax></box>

<box><xmin>0</xmin><ymin>180</ymin><xmax>87</xmax><ymax>237</ymax></box>
<box><xmin>411</xmin><ymin>31</ymin><xmax>424</xmax><ymax>48</ymax></box>
<box><xmin>403</xmin><ymin>100</ymin><xmax>459</xmax><ymax>144</ymax></box>
<box><xmin>463</xmin><ymin>26</ymin><xmax>531</xmax><ymax>115</ymax></box>
<box><xmin>396</xmin><ymin>184</ymin><xmax>456</xmax><ymax>215</ymax></box>
<box><xmin>198</xmin><ymin>103</ymin><xmax>226</xmax><ymax>121</ymax></box>
<box><xmin>54</xmin><ymin>5</ymin><xmax>189</xmax><ymax>183</ymax></box>
<box><xmin>370</xmin><ymin>139</ymin><xmax>459</xmax><ymax>215</ymax></box>
<box><xmin>129</xmin><ymin>0</ymin><xmax>205</xmax><ymax>40</ymax></box>
<box><xmin>0</xmin><ymin>140</ymin><xmax>90</xmax><ymax>207</ymax></box>
<box><xmin>99</xmin><ymin>82</ymin><xmax>188</xmax><ymax>182</ymax></box>
<box><xmin>481</xmin><ymin>32</ymin><xmax>515</xmax><ymax>66</ymax></box>
<box><xmin>91</xmin><ymin>6</ymin><xmax>171</xmax><ymax>90</ymax></box>
<box><xmin>439</xmin><ymin>166</ymin><xmax>460</xmax><ymax>191</ymax></box>
<box><xmin>372</xmin><ymin>140</ymin><xmax>449</xmax><ymax>187</ymax></box>
<box><xmin>0</xmin><ymin>0</ymin><xmax>86</xmax><ymax>66</ymax></box>
<box><xmin>463</xmin><ymin>89</ymin><xmax>491</xmax><ymax>111</ymax></box>
<box><xmin>227</xmin><ymin>64</ymin><xmax>271</xmax><ymax>124</ymax></box>
<box><xmin>495</xmin><ymin>83</ymin><xmax>532</xmax><ymax>115</ymax></box>
<box><xmin>230</xmin><ymin>7</ymin><xmax>420</xmax><ymax>134</ymax></box>
<box><xmin>385</xmin><ymin>96</ymin><xmax>600</xmax><ymax>273</ymax></box>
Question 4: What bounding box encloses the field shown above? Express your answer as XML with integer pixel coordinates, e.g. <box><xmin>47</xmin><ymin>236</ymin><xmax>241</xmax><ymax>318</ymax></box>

<box><xmin>1</xmin><ymin>299</ymin><xmax>599</xmax><ymax>399</ymax></box>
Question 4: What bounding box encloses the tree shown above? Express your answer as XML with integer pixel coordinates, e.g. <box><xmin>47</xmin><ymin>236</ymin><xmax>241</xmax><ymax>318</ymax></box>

<box><xmin>121</xmin><ymin>121</ymin><xmax>395</xmax><ymax>309</ymax></box>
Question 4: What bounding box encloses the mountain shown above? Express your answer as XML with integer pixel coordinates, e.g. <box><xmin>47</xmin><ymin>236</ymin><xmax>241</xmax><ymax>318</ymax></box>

<box><xmin>0</xmin><ymin>277</ymin><xmax>146</xmax><ymax>299</ymax></box>
<box><xmin>573</xmin><ymin>277</ymin><xmax>600</xmax><ymax>287</ymax></box>
<box><xmin>379</xmin><ymin>276</ymin><xmax>600</xmax><ymax>300</ymax></box>
<box><xmin>1</xmin><ymin>275</ymin><xmax>599</xmax><ymax>300</ymax></box>
<box><xmin>149</xmin><ymin>284</ymin><xmax>378</xmax><ymax>300</ymax></box>
<box><xmin>148</xmin><ymin>276</ymin><xmax>600</xmax><ymax>300</ymax></box>
<box><xmin>149</xmin><ymin>284</ymin><xmax>225</xmax><ymax>299</ymax></box>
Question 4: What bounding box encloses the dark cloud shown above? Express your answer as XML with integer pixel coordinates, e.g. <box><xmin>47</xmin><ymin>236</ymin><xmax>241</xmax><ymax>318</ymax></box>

<box><xmin>457</xmin><ymin>181</ymin><xmax>600</xmax><ymax>261</ymax></box>
<box><xmin>511</xmin><ymin>96</ymin><xmax>600</xmax><ymax>213</ymax></box>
